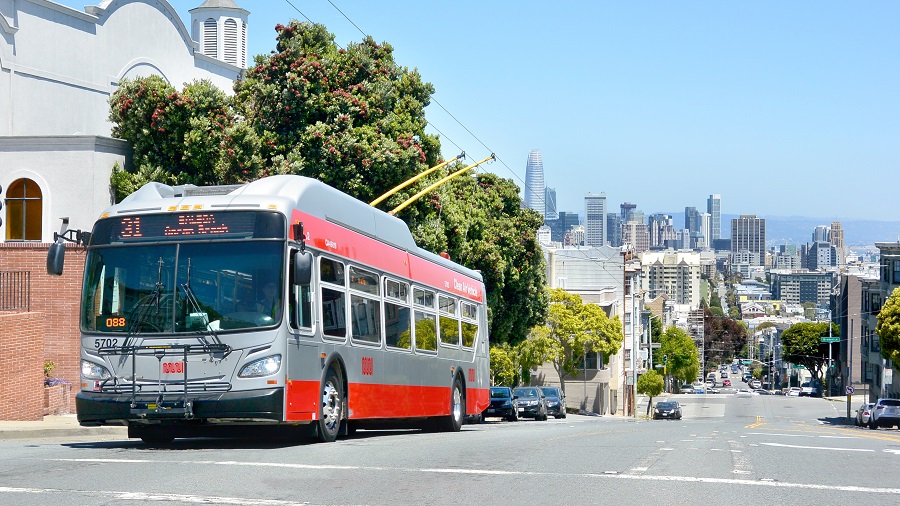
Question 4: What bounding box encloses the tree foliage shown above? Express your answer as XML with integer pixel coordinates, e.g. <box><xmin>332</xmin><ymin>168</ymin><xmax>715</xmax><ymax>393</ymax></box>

<box><xmin>876</xmin><ymin>286</ymin><xmax>900</xmax><ymax>364</ymax></box>
<box><xmin>660</xmin><ymin>326</ymin><xmax>700</xmax><ymax>385</ymax></box>
<box><xmin>781</xmin><ymin>322</ymin><xmax>839</xmax><ymax>380</ymax></box>
<box><xmin>637</xmin><ymin>370</ymin><xmax>664</xmax><ymax>415</ymax></box>
<box><xmin>411</xmin><ymin>172</ymin><xmax>548</xmax><ymax>345</ymax></box>
<box><xmin>105</xmin><ymin>21</ymin><xmax>548</xmax><ymax>345</ymax></box>
<box><xmin>703</xmin><ymin>309</ymin><xmax>747</xmax><ymax>372</ymax></box>
<box><xmin>529</xmin><ymin>288</ymin><xmax>623</xmax><ymax>394</ymax></box>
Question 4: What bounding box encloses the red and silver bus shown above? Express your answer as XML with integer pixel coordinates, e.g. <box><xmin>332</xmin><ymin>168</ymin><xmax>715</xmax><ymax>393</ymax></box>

<box><xmin>63</xmin><ymin>175</ymin><xmax>490</xmax><ymax>443</ymax></box>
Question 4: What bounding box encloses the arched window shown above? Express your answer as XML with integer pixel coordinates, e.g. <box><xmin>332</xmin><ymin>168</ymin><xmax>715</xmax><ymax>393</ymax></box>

<box><xmin>224</xmin><ymin>19</ymin><xmax>238</xmax><ymax>65</ymax></box>
<box><xmin>5</xmin><ymin>178</ymin><xmax>43</xmax><ymax>241</ymax></box>
<box><xmin>203</xmin><ymin>18</ymin><xmax>217</xmax><ymax>58</ymax></box>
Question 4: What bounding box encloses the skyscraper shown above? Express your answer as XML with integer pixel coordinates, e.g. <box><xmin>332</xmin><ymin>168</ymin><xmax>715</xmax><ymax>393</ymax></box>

<box><xmin>731</xmin><ymin>214</ymin><xmax>766</xmax><ymax>266</ymax></box>
<box><xmin>685</xmin><ymin>206</ymin><xmax>701</xmax><ymax>233</ymax></box>
<box><xmin>621</xmin><ymin>202</ymin><xmax>638</xmax><ymax>223</ymax></box>
<box><xmin>707</xmin><ymin>194</ymin><xmax>721</xmax><ymax>241</ymax></box>
<box><xmin>584</xmin><ymin>193</ymin><xmax>607</xmax><ymax>247</ymax></box>
<box><xmin>831</xmin><ymin>221</ymin><xmax>846</xmax><ymax>265</ymax></box>
<box><xmin>544</xmin><ymin>187</ymin><xmax>558</xmax><ymax>220</ymax></box>
<box><xmin>524</xmin><ymin>150</ymin><xmax>545</xmax><ymax>216</ymax></box>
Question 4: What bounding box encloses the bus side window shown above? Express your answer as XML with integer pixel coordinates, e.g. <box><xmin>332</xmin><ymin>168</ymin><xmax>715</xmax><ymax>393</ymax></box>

<box><xmin>289</xmin><ymin>249</ymin><xmax>314</xmax><ymax>331</ymax></box>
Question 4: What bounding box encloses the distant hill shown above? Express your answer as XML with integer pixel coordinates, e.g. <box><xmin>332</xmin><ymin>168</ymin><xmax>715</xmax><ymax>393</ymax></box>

<box><xmin>662</xmin><ymin>212</ymin><xmax>900</xmax><ymax>247</ymax></box>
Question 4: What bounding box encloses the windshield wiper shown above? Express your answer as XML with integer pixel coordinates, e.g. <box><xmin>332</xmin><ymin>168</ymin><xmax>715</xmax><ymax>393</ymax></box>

<box><xmin>121</xmin><ymin>257</ymin><xmax>167</xmax><ymax>350</ymax></box>
<box><xmin>180</xmin><ymin>259</ymin><xmax>230</xmax><ymax>358</ymax></box>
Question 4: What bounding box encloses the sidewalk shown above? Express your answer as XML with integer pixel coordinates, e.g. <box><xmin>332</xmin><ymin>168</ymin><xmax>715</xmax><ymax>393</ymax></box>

<box><xmin>0</xmin><ymin>414</ymin><xmax>127</xmax><ymax>440</ymax></box>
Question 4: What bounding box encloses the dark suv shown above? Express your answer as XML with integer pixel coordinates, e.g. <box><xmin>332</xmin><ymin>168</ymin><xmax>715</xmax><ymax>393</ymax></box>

<box><xmin>482</xmin><ymin>386</ymin><xmax>518</xmax><ymax>421</ymax></box>
<box><xmin>540</xmin><ymin>386</ymin><xmax>567</xmax><ymax>419</ymax></box>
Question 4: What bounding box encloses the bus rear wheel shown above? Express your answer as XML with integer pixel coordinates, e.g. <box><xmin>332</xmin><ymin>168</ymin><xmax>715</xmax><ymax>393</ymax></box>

<box><xmin>440</xmin><ymin>377</ymin><xmax>465</xmax><ymax>432</ymax></box>
<box><xmin>318</xmin><ymin>367</ymin><xmax>343</xmax><ymax>443</ymax></box>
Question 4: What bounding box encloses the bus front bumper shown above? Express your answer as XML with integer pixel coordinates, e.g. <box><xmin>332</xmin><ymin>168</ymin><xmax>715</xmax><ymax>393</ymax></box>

<box><xmin>76</xmin><ymin>387</ymin><xmax>284</xmax><ymax>426</ymax></box>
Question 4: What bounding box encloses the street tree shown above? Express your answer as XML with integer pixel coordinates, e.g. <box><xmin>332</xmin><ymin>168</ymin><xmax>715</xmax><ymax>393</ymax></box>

<box><xmin>703</xmin><ymin>309</ymin><xmax>747</xmax><ymax>370</ymax></box>
<box><xmin>529</xmin><ymin>288</ymin><xmax>623</xmax><ymax>395</ymax></box>
<box><xmin>637</xmin><ymin>370</ymin><xmax>664</xmax><ymax>416</ymax></box>
<box><xmin>876</xmin><ymin>286</ymin><xmax>900</xmax><ymax>364</ymax></box>
<box><xmin>780</xmin><ymin>321</ymin><xmax>839</xmax><ymax>380</ymax></box>
<box><xmin>660</xmin><ymin>326</ymin><xmax>700</xmax><ymax>386</ymax></box>
<box><xmin>489</xmin><ymin>343</ymin><xmax>517</xmax><ymax>387</ymax></box>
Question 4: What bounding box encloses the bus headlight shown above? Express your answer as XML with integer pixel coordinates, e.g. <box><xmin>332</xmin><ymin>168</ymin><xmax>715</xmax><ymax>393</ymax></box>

<box><xmin>81</xmin><ymin>360</ymin><xmax>111</xmax><ymax>380</ymax></box>
<box><xmin>239</xmin><ymin>355</ymin><xmax>282</xmax><ymax>378</ymax></box>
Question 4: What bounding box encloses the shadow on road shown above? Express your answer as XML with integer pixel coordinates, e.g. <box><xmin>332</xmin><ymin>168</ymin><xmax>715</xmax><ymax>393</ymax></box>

<box><xmin>817</xmin><ymin>416</ymin><xmax>854</xmax><ymax>426</ymax></box>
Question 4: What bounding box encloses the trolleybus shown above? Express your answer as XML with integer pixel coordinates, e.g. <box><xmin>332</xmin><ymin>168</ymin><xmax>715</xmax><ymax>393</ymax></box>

<box><xmin>52</xmin><ymin>175</ymin><xmax>490</xmax><ymax>443</ymax></box>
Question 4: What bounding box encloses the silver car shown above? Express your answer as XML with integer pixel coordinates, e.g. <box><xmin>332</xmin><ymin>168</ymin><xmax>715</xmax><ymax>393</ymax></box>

<box><xmin>855</xmin><ymin>403</ymin><xmax>875</xmax><ymax>427</ymax></box>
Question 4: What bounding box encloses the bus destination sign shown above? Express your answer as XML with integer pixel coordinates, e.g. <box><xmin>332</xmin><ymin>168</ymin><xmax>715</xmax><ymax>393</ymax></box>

<box><xmin>92</xmin><ymin>211</ymin><xmax>285</xmax><ymax>245</ymax></box>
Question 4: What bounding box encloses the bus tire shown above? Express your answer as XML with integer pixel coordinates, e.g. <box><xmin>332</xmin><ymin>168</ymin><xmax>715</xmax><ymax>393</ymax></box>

<box><xmin>440</xmin><ymin>376</ymin><xmax>465</xmax><ymax>432</ymax></box>
<box><xmin>318</xmin><ymin>367</ymin><xmax>343</xmax><ymax>443</ymax></box>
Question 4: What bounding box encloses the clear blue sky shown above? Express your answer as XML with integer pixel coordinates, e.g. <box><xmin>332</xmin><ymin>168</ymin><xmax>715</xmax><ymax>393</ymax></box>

<box><xmin>59</xmin><ymin>1</ymin><xmax>900</xmax><ymax>221</ymax></box>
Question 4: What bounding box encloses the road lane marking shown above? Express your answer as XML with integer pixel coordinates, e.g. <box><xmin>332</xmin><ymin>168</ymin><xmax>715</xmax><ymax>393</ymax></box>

<box><xmin>760</xmin><ymin>443</ymin><xmax>874</xmax><ymax>452</ymax></box>
<box><xmin>0</xmin><ymin>487</ymin><xmax>325</xmax><ymax>505</ymax></box>
<box><xmin>45</xmin><ymin>459</ymin><xmax>900</xmax><ymax>496</ymax></box>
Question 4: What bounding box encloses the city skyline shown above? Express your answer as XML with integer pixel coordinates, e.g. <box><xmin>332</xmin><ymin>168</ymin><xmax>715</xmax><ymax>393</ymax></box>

<box><xmin>52</xmin><ymin>1</ymin><xmax>900</xmax><ymax>221</ymax></box>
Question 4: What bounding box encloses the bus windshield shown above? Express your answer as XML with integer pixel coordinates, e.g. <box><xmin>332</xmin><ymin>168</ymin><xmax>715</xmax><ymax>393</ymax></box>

<box><xmin>81</xmin><ymin>241</ymin><xmax>284</xmax><ymax>334</ymax></box>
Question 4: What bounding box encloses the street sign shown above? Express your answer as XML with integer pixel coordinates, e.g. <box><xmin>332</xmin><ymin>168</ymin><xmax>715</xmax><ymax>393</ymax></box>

<box><xmin>846</xmin><ymin>386</ymin><xmax>855</xmax><ymax>395</ymax></box>
<box><xmin>640</xmin><ymin>343</ymin><xmax>662</xmax><ymax>349</ymax></box>
<box><xmin>742</xmin><ymin>360</ymin><xmax>752</xmax><ymax>365</ymax></box>
<box><xmin>821</xmin><ymin>337</ymin><xmax>840</xmax><ymax>343</ymax></box>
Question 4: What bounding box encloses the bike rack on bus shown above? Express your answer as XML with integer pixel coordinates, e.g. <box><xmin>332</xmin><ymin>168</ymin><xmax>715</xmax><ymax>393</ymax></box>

<box><xmin>97</xmin><ymin>342</ymin><xmax>231</xmax><ymax>420</ymax></box>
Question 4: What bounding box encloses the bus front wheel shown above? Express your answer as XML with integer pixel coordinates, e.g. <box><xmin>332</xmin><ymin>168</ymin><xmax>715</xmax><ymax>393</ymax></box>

<box><xmin>318</xmin><ymin>367</ymin><xmax>343</xmax><ymax>443</ymax></box>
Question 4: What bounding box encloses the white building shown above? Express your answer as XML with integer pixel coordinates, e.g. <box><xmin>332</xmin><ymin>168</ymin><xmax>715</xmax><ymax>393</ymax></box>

<box><xmin>1</xmin><ymin>0</ymin><xmax>247</xmax><ymax>243</ymax></box>
<box><xmin>639</xmin><ymin>250</ymin><xmax>702</xmax><ymax>308</ymax></box>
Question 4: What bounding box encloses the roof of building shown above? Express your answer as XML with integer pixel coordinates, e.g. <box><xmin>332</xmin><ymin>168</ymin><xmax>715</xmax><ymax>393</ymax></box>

<box><xmin>195</xmin><ymin>0</ymin><xmax>242</xmax><ymax>9</ymax></box>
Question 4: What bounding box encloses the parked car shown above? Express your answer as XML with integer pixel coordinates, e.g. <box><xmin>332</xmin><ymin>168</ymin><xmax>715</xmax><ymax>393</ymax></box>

<box><xmin>653</xmin><ymin>401</ymin><xmax>682</xmax><ymax>420</ymax></box>
<box><xmin>787</xmin><ymin>387</ymin><xmax>801</xmax><ymax>397</ymax></box>
<box><xmin>753</xmin><ymin>389</ymin><xmax>771</xmax><ymax>395</ymax></box>
<box><xmin>869</xmin><ymin>398</ymin><xmax>900</xmax><ymax>429</ymax></box>
<box><xmin>855</xmin><ymin>402</ymin><xmax>875</xmax><ymax>427</ymax></box>
<box><xmin>800</xmin><ymin>382</ymin><xmax>820</xmax><ymax>397</ymax></box>
<box><xmin>540</xmin><ymin>386</ymin><xmax>567</xmax><ymax>419</ymax></box>
<box><xmin>513</xmin><ymin>387</ymin><xmax>548</xmax><ymax>420</ymax></box>
<box><xmin>482</xmin><ymin>386</ymin><xmax>518</xmax><ymax>421</ymax></box>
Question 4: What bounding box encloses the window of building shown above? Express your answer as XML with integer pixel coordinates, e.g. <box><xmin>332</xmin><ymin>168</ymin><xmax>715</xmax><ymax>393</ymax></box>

<box><xmin>894</xmin><ymin>260</ymin><xmax>900</xmax><ymax>285</ymax></box>
<box><xmin>5</xmin><ymin>178</ymin><xmax>42</xmax><ymax>241</ymax></box>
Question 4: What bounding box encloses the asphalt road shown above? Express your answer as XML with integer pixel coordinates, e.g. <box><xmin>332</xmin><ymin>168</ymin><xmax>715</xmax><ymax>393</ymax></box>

<box><xmin>1</xmin><ymin>394</ymin><xmax>898</xmax><ymax>505</ymax></box>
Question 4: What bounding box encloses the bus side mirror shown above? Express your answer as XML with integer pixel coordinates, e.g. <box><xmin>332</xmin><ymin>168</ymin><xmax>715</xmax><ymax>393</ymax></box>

<box><xmin>47</xmin><ymin>241</ymin><xmax>66</xmax><ymax>276</ymax></box>
<box><xmin>293</xmin><ymin>250</ymin><xmax>312</xmax><ymax>285</ymax></box>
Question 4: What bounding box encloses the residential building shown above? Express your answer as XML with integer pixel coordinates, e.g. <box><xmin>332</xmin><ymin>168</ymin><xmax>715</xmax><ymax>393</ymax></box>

<box><xmin>523</xmin><ymin>150</ymin><xmax>545</xmax><ymax>217</ymax></box>
<box><xmin>831</xmin><ymin>221</ymin><xmax>846</xmax><ymax>266</ymax></box>
<box><xmin>568</xmin><ymin>225</ymin><xmax>585</xmax><ymax>246</ymax></box>
<box><xmin>640</xmin><ymin>250</ymin><xmax>702</xmax><ymax>307</ymax></box>
<box><xmin>622</xmin><ymin>220</ymin><xmax>650</xmax><ymax>252</ymax></box>
<box><xmin>540</xmin><ymin>245</ymin><xmax>626</xmax><ymax>414</ymax></box>
<box><xmin>536</xmin><ymin>225</ymin><xmax>552</xmax><ymax>246</ymax></box>
<box><xmin>707</xmin><ymin>194</ymin><xmax>721</xmax><ymax>241</ymax></box>
<box><xmin>775</xmin><ymin>244</ymin><xmax>802</xmax><ymax>270</ymax></box>
<box><xmin>834</xmin><ymin>270</ymin><xmax>882</xmax><ymax>400</ymax></box>
<box><xmin>584</xmin><ymin>193</ymin><xmax>607</xmax><ymax>247</ymax></box>
<box><xmin>770</xmin><ymin>270</ymin><xmax>834</xmax><ymax>306</ymax></box>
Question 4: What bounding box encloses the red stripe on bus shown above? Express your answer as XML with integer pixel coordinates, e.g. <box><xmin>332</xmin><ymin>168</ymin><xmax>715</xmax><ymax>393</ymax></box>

<box><xmin>291</xmin><ymin>210</ymin><xmax>484</xmax><ymax>303</ymax></box>
<box><xmin>286</xmin><ymin>380</ymin><xmax>489</xmax><ymax>421</ymax></box>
